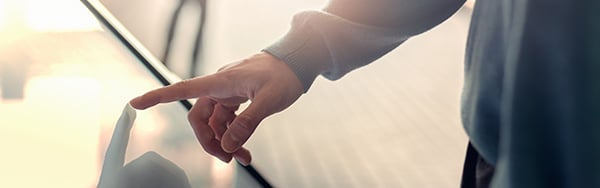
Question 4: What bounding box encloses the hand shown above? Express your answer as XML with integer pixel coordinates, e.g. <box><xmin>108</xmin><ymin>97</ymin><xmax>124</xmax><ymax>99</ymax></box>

<box><xmin>130</xmin><ymin>52</ymin><xmax>304</xmax><ymax>165</ymax></box>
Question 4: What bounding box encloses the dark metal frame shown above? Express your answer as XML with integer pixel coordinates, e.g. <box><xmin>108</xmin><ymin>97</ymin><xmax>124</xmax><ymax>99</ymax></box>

<box><xmin>80</xmin><ymin>0</ymin><xmax>272</xmax><ymax>187</ymax></box>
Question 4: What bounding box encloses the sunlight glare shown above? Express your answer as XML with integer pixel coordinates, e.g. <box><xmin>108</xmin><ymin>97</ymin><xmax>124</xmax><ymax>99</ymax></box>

<box><xmin>0</xmin><ymin>1</ymin><xmax>4</xmax><ymax>28</ymax></box>
<box><xmin>23</xmin><ymin>0</ymin><xmax>100</xmax><ymax>31</ymax></box>
<box><xmin>0</xmin><ymin>76</ymin><xmax>101</xmax><ymax>187</ymax></box>
<box><xmin>211</xmin><ymin>158</ymin><xmax>234</xmax><ymax>188</ymax></box>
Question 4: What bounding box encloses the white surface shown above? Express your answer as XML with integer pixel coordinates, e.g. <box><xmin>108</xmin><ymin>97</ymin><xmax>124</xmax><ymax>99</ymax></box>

<box><xmin>0</xmin><ymin>76</ymin><xmax>101</xmax><ymax>187</ymax></box>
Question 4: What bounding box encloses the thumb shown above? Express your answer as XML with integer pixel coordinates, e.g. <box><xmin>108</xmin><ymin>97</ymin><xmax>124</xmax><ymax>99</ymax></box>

<box><xmin>220</xmin><ymin>99</ymin><xmax>269</xmax><ymax>153</ymax></box>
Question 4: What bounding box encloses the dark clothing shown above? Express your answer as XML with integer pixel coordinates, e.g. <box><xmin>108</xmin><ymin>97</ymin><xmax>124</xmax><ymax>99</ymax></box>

<box><xmin>462</xmin><ymin>142</ymin><xmax>496</xmax><ymax>188</ymax></box>
<box><xmin>265</xmin><ymin>0</ymin><xmax>600</xmax><ymax>187</ymax></box>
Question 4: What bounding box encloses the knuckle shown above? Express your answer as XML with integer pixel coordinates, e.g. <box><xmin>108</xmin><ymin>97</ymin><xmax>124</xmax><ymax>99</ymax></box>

<box><xmin>173</xmin><ymin>79</ymin><xmax>192</xmax><ymax>97</ymax></box>
<box><xmin>174</xmin><ymin>79</ymin><xmax>191</xmax><ymax>88</ymax></box>
<box><xmin>187</xmin><ymin>112</ymin><xmax>196</xmax><ymax>124</ymax></box>
<box><xmin>234</xmin><ymin>114</ymin><xmax>256</xmax><ymax>131</ymax></box>
<box><xmin>217</xmin><ymin>69</ymin><xmax>237</xmax><ymax>81</ymax></box>
<box><xmin>240</xmin><ymin>57</ymin><xmax>252</xmax><ymax>64</ymax></box>
<box><xmin>218</xmin><ymin>62</ymin><xmax>238</xmax><ymax>72</ymax></box>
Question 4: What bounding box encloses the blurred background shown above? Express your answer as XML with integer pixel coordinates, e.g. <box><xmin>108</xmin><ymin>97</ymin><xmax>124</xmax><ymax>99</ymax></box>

<box><xmin>0</xmin><ymin>0</ymin><xmax>473</xmax><ymax>187</ymax></box>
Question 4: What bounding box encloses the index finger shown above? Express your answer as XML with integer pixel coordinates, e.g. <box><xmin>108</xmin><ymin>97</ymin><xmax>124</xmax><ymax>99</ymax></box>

<box><xmin>130</xmin><ymin>75</ymin><xmax>226</xmax><ymax>110</ymax></box>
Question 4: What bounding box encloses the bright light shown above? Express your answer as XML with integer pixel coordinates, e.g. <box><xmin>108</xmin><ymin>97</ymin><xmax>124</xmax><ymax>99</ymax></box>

<box><xmin>211</xmin><ymin>158</ymin><xmax>234</xmax><ymax>188</ymax></box>
<box><xmin>0</xmin><ymin>1</ymin><xmax>4</xmax><ymax>28</ymax></box>
<box><xmin>0</xmin><ymin>76</ymin><xmax>101</xmax><ymax>187</ymax></box>
<box><xmin>133</xmin><ymin>110</ymin><xmax>165</xmax><ymax>136</ymax></box>
<box><xmin>23</xmin><ymin>0</ymin><xmax>100</xmax><ymax>31</ymax></box>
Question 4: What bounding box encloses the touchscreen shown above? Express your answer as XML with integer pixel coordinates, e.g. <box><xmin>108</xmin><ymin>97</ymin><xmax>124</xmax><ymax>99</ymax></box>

<box><xmin>82</xmin><ymin>1</ymin><xmax>267</xmax><ymax>187</ymax></box>
<box><xmin>0</xmin><ymin>0</ymin><xmax>264</xmax><ymax>187</ymax></box>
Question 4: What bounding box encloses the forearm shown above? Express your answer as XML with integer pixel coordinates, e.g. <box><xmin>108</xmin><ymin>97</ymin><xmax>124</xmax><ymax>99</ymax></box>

<box><xmin>264</xmin><ymin>0</ymin><xmax>466</xmax><ymax>91</ymax></box>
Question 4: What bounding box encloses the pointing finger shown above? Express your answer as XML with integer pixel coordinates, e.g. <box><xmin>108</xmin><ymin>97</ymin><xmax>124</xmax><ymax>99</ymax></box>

<box><xmin>130</xmin><ymin>75</ymin><xmax>228</xmax><ymax>110</ymax></box>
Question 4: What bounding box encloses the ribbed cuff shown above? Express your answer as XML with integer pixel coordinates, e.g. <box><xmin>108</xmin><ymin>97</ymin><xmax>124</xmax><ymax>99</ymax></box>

<box><xmin>263</xmin><ymin>12</ymin><xmax>331</xmax><ymax>92</ymax></box>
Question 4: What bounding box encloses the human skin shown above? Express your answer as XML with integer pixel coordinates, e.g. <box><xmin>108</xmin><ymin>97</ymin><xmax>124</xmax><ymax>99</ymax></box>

<box><xmin>130</xmin><ymin>52</ymin><xmax>305</xmax><ymax>165</ymax></box>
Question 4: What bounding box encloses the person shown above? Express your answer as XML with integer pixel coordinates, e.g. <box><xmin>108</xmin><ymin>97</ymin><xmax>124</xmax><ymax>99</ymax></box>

<box><xmin>130</xmin><ymin>0</ymin><xmax>600</xmax><ymax>187</ymax></box>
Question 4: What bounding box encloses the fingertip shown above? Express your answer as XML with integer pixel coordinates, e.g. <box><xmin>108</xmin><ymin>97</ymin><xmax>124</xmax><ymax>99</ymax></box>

<box><xmin>221</xmin><ymin>133</ymin><xmax>241</xmax><ymax>153</ymax></box>
<box><xmin>129</xmin><ymin>96</ymin><xmax>145</xmax><ymax>109</ymax></box>
<box><xmin>221</xmin><ymin>116</ymin><xmax>259</xmax><ymax>153</ymax></box>
<box><xmin>218</xmin><ymin>155</ymin><xmax>233</xmax><ymax>163</ymax></box>
<box><xmin>235</xmin><ymin>157</ymin><xmax>250</xmax><ymax>166</ymax></box>
<box><xmin>205</xmin><ymin>142</ymin><xmax>233</xmax><ymax>163</ymax></box>
<box><xmin>129</xmin><ymin>94</ymin><xmax>158</xmax><ymax>110</ymax></box>
<box><xmin>222</xmin><ymin>144</ymin><xmax>237</xmax><ymax>154</ymax></box>
<box><xmin>234</xmin><ymin>148</ymin><xmax>252</xmax><ymax>166</ymax></box>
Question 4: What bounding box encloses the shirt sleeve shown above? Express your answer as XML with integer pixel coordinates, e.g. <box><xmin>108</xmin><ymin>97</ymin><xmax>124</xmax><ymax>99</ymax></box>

<box><xmin>263</xmin><ymin>0</ymin><xmax>466</xmax><ymax>91</ymax></box>
<box><xmin>492</xmin><ymin>0</ymin><xmax>600</xmax><ymax>187</ymax></box>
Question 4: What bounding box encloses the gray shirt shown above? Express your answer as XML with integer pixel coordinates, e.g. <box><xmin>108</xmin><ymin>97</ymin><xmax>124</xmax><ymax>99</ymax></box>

<box><xmin>265</xmin><ymin>0</ymin><xmax>600</xmax><ymax>187</ymax></box>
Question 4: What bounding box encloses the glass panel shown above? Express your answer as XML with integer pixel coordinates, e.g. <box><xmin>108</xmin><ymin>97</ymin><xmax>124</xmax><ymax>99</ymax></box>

<box><xmin>4</xmin><ymin>0</ymin><xmax>476</xmax><ymax>187</ymax></box>
<box><xmin>0</xmin><ymin>1</ymin><xmax>257</xmax><ymax>187</ymax></box>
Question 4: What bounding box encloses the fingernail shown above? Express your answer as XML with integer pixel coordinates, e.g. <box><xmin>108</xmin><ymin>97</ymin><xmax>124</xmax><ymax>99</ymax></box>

<box><xmin>218</xmin><ymin>155</ymin><xmax>232</xmax><ymax>163</ymax></box>
<box><xmin>130</xmin><ymin>96</ymin><xmax>146</xmax><ymax>109</ymax></box>
<box><xmin>236</xmin><ymin>158</ymin><xmax>249</xmax><ymax>166</ymax></box>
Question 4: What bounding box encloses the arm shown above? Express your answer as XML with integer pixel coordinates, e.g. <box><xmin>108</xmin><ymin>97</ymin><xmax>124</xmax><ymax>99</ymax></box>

<box><xmin>265</xmin><ymin>0</ymin><xmax>466</xmax><ymax>91</ymax></box>
<box><xmin>131</xmin><ymin>0</ymin><xmax>466</xmax><ymax>164</ymax></box>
